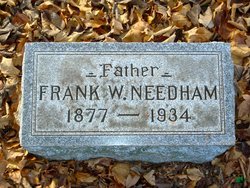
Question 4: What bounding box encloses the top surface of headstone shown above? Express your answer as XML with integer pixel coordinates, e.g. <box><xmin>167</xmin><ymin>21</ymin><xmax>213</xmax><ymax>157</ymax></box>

<box><xmin>21</xmin><ymin>42</ymin><xmax>235</xmax><ymax>147</ymax></box>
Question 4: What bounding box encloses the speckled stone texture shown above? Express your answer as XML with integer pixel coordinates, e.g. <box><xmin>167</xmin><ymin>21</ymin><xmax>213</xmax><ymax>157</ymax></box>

<box><xmin>20</xmin><ymin>42</ymin><xmax>235</xmax><ymax>163</ymax></box>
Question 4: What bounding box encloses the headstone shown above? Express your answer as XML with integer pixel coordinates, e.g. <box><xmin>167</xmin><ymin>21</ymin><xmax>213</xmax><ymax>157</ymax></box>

<box><xmin>21</xmin><ymin>42</ymin><xmax>235</xmax><ymax>163</ymax></box>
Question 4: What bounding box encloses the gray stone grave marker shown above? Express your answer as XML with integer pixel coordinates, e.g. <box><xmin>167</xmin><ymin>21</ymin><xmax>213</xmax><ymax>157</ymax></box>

<box><xmin>21</xmin><ymin>42</ymin><xmax>235</xmax><ymax>163</ymax></box>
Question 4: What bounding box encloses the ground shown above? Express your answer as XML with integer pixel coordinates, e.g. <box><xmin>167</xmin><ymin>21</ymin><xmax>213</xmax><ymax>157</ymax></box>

<box><xmin>0</xmin><ymin>0</ymin><xmax>250</xmax><ymax>187</ymax></box>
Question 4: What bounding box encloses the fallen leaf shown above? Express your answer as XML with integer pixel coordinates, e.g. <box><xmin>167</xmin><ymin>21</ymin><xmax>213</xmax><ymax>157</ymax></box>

<box><xmin>187</xmin><ymin>180</ymin><xmax>197</xmax><ymax>188</ymax></box>
<box><xmin>237</xmin><ymin>128</ymin><xmax>250</xmax><ymax>141</ymax></box>
<box><xmin>23</xmin><ymin>169</ymin><xmax>40</xmax><ymax>185</ymax></box>
<box><xmin>0</xmin><ymin>180</ymin><xmax>11</xmax><ymax>188</ymax></box>
<box><xmin>143</xmin><ymin>170</ymin><xmax>155</xmax><ymax>186</ymax></box>
<box><xmin>243</xmin><ymin>17</ymin><xmax>250</xmax><ymax>27</ymax></box>
<box><xmin>153</xmin><ymin>26</ymin><xmax>176</xmax><ymax>37</ymax></box>
<box><xmin>163</xmin><ymin>33</ymin><xmax>176</xmax><ymax>42</ymax></box>
<box><xmin>0</xmin><ymin>114</ymin><xmax>9</xmax><ymax>129</ymax></box>
<box><xmin>0</xmin><ymin>31</ymin><xmax>10</xmax><ymax>43</ymax></box>
<box><xmin>21</xmin><ymin>177</ymin><xmax>32</xmax><ymax>188</ymax></box>
<box><xmin>171</xmin><ymin>12</ymin><xmax>191</xmax><ymax>28</ymax></box>
<box><xmin>125</xmin><ymin>170</ymin><xmax>140</xmax><ymax>188</ymax></box>
<box><xmin>122</xmin><ymin>21</ymin><xmax>151</xmax><ymax>42</ymax></box>
<box><xmin>75</xmin><ymin>172</ymin><xmax>97</xmax><ymax>183</ymax></box>
<box><xmin>48</xmin><ymin>12</ymin><xmax>65</xmax><ymax>30</ymax></box>
<box><xmin>8</xmin><ymin>170</ymin><xmax>22</xmax><ymax>184</ymax></box>
<box><xmin>231</xmin><ymin>45</ymin><xmax>250</xmax><ymax>58</ymax></box>
<box><xmin>230</xmin><ymin>30</ymin><xmax>248</xmax><ymax>46</ymax></box>
<box><xmin>187</xmin><ymin>4</ymin><xmax>201</xmax><ymax>25</ymax></box>
<box><xmin>110</xmin><ymin>163</ymin><xmax>130</xmax><ymax>186</ymax></box>
<box><xmin>184</xmin><ymin>27</ymin><xmax>213</xmax><ymax>42</ymax></box>
<box><xmin>238</xmin><ymin>95</ymin><xmax>250</xmax><ymax>119</ymax></box>
<box><xmin>0</xmin><ymin>9</ymin><xmax>11</xmax><ymax>17</ymax></box>
<box><xmin>228</xmin><ymin>20</ymin><xmax>247</xmax><ymax>32</ymax></box>
<box><xmin>214</xmin><ymin>2</ymin><xmax>232</xmax><ymax>40</ymax></box>
<box><xmin>111</xmin><ymin>18</ymin><xmax>123</xmax><ymax>35</ymax></box>
<box><xmin>48</xmin><ymin>179</ymin><xmax>58</xmax><ymax>188</ymax></box>
<box><xmin>234</xmin><ymin>65</ymin><xmax>244</xmax><ymax>81</ymax></box>
<box><xmin>0</xmin><ymin>159</ymin><xmax>8</xmax><ymax>177</ymax></box>
<box><xmin>0</xmin><ymin>57</ymin><xmax>20</xmax><ymax>76</ymax></box>
<box><xmin>225</xmin><ymin>161</ymin><xmax>237</xmax><ymax>176</ymax></box>
<box><xmin>208</xmin><ymin>184</ymin><xmax>219</xmax><ymax>188</ymax></box>
<box><xmin>238</xmin><ymin>3</ymin><xmax>250</xmax><ymax>14</ymax></box>
<box><xmin>199</xmin><ymin>7</ymin><xmax>214</xmax><ymax>29</ymax></box>
<box><xmin>6</xmin><ymin>150</ymin><xmax>24</xmax><ymax>160</ymax></box>
<box><xmin>37</xmin><ymin>1</ymin><xmax>61</xmax><ymax>12</ymax></box>
<box><xmin>186</xmin><ymin>168</ymin><xmax>204</xmax><ymax>181</ymax></box>
<box><xmin>226</xmin><ymin>147</ymin><xmax>243</xmax><ymax>161</ymax></box>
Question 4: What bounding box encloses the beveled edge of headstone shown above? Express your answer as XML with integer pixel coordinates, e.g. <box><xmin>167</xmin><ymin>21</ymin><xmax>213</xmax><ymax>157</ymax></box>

<box><xmin>20</xmin><ymin>42</ymin><xmax>235</xmax><ymax>149</ymax></box>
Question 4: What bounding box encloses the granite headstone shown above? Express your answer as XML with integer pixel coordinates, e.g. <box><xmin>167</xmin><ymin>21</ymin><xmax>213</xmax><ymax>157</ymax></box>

<box><xmin>20</xmin><ymin>42</ymin><xmax>235</xmax><ymax>163</ymax></box>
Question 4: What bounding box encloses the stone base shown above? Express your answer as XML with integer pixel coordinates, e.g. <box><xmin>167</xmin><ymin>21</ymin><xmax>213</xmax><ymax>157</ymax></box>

<box><xmin>24</xmin><ymin>145</ymin><xmax>230</xmax><ymax>163</ymax></box>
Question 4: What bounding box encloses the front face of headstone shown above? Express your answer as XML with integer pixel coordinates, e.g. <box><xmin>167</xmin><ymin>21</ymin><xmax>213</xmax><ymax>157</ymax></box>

<box><xmin>21</xmin><ymin>43</ymin><xmax>235</xmax><ymax>163</ymax></box>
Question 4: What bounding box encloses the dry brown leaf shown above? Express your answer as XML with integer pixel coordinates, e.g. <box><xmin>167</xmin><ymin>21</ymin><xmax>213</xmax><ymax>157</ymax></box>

<box><xmin>125</xmin><ymin>171</ymin><xmax>140</xmax><ymax>188</ymax></box>
<box><xmin>0</xmin><ymin>115</ymin><xmax>9</xmax><ymax>129</ymax></box>
<box><xmin>0</xmin><ymin>180</ymin><xmax>11</xmax><ymax>188</ymax></box>
<box><xmin>238</xmin><ymin>95</ymin><xmax>250</xmax><ymax>120</ymax></box>
<box><xmin>187</xmin><ymin>4</ymin><xmax>201</xmax><ymax>25</ymax></box>
<box><xmin>184</xmin><ymin>27</ymin><xmax>213</xmax><ymax>42</ymax></box>
<box><xmin>122</xmin><ymin>21</ymin><xmax>151</xmax><ymax>42</ymax></box>
<box><xmin>155</xmin><ymin>3</ymin><xmax>168</xmax><ymax>20</ymax></box>
<box><xmin>22</xmin><ymin>169</ymin><xmax>40</xmax><ymax>185</ymax></box>
<box><xmin>208</xmin><ymin>184</ymin><xmax>219</xmax><ymax>188</ymax></box>
<box><xmin>48</xmin><ymin>179</ymin><xmax>57</xmax><ymax>188</ymax></box>
<box><xmin>234</xmin><ymin>64</ymin><xmax>244</xmax><ymax>81</ymax></box>
<box><xmin>228</xmin><ymin>21</ymin><xmax>247</xmax><ymax>31</ymax></box>
<box><xmin>172</xmin><ymin>12</ymin><xmax>191</xmax><ymax>28</ymax></box>
<box><xmin>120</xmin><ymin>12</ymin><xmax>129</xmax><ymax>24</ymax></box>
<box><xmin>231</xmin><ymin>45</ymin><xmax>250</xmax><ymax>58</ymax></box>
<box><xmin>232</xmin><ymin>54</ymin><xmax>244</xmax><ymax>65</ymax></box>
<box><xmin>37</xmin><ymin>1</ymin><xmax>61</xmax><ymax>12</ymax></box>
<box><xmin>186</xmin><ymin>168</ymin><xmax>204</xmax><ymax>181</ymax></box>
<box><xmin>226</xmin><ymin>147</ymin><xmax>243</xmax><ymax>161</ymax></box>
<box><xmin>0</xmin><ymin>0</ymin><xmax>16</xmax><ymax>6</ymax></box>
<box><xmin>0</xmin><ymin>31</ymin><xmax>10</xmax><ymax>43</ymax></box>
<box><xmin>0</xmin><ymin>9</ymin><xmax>11</xmax><ymax>17</ymax></box>
<box><xmin>12</xmin><ymin>13</ymin><xmax>30</xmax><ymax>25</ymax></box>
<box><xmin>0</xmin><ymin>159</ymin><xmax>8</xmax><ymax>177</ymax></box>
<box><xmin>175</xmin><ymin>174</ymin><xmax>188</xmax><ymax>179</ymax></box>
<box><xmin>199</xmin><ymin>7</ymin><xmax>214</xmax><ymax>29</ymax></box>
<box><xmin>6</xmin><ymin>150</ymin><xmax>24</xmax><ymax>160</ymax></box>
<box><xmin>243</xmin><ymin>17</ymin><xmax>250</xmax><ymax>27</ymax></box>
<box><xmin>230</xmin><ymin>29</ymin><xmax>248</xmax><ymax>46</ymax></box>
<box><xmin>103</xmin><ymin>37</ymin><xmax>117</xmax><ymax>42</ymax></box>
<box><xmin>66</xmin><ymin>31</ymin><xmax>84</xmax><ymax>42</ymax></box>
<box><xmin>187</xmin><ymin>180</ymin><xmax>198</xmax><ymax>188</ymax></box>
<box><xmin>225</xmin><ymin>160</ymin><xmax>237</xmax><ymax>176</ymax></box>
<box><xmin>82</xmin><ymin>31</ymin><xmax>100</xmax><ymax>42</ymax></box>
<box><xmin>8</xmin><ymin>170</ymin><xmax>22</xmax><ymax>184</ymax></box>
<box><xmin>0</xmin><ymin>57</ymin><xmax>20</xmax><ymax>76</ymax></box>
<box><xmin>75</xmin><ymin>172</ymin><xmax>97</xmax><ymax>183</ymax></box>
<box><xmin>143</xmin><ymin>170</ymin><xmax>155</xmax><ymax>186</ymax></box>
<box><xmin>110</xmin><ymin>163</ymin><xmax>130</xmax><ymax>186</ymax></box>
<box><xmin>21</xmin><ymin>177</ymin><xmax>32</xmax><ymax>188</ymax></box>
<box><xmin>163</xmin><ymin>33</ymin><xmax>176</xmax><ymax>42</ymax></box>
<box><xmin>239</xmin><ymin>2</ymin><xmax>250</xmax><ymax>12</ymax></box>
<box><xmin>49</xmin><ymin>12</ymin><xmax>65</xmax><ymax>30</ymax></box>
<box><xmin>153</xmin><ymin>26</ymin><xmax>176</xmax><ymax>37</ymax></box>
<box><xmin>111</xmin><ymin>18</ymin><xmax>123</xmax><ymax>35</ymax></box>
<box><xmin>5</xmin><ymin>76</ymin><xmax>19</xmax><ymax>89</ymax></box>
<box><xmin>246</xmin><ymin>36</ymin><xmax>250</xmax><ymax>47</ymax></box>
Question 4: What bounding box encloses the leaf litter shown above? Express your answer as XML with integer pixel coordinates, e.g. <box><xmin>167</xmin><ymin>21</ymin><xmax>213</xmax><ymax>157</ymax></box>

<box><xmin>0</xmin><ymin>0</ymin><xmax>250</xmax><ymax>187</ymax></box>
